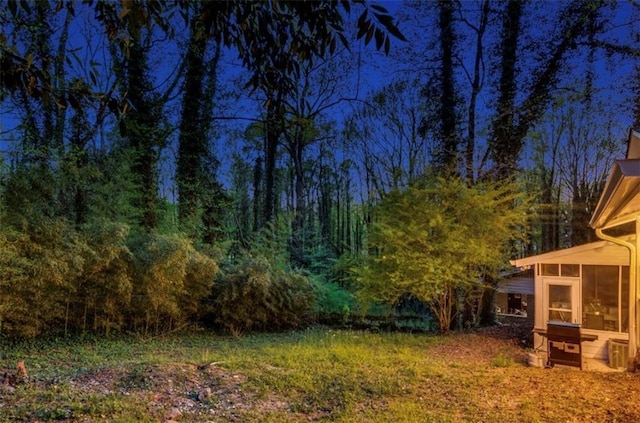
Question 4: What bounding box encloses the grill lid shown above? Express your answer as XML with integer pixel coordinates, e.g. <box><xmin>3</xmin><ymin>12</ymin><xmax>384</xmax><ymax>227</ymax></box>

<box><xmin>547</xmin><ymin>321</ymin><xmax>581</xmax><ymax>337</ymax></box>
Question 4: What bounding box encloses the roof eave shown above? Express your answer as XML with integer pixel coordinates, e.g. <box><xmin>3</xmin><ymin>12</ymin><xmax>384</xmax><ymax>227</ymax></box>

<box><xmin>589</xmin><ymin>160</ymin><xmax>640</xmax><ymax>229</ymax></box>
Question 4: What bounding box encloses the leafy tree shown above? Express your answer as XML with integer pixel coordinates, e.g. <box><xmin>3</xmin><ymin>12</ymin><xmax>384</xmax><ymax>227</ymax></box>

<box><xmin>109</xmin><ymin>14</ymin><xmax>168</xmax><ymax>231</ymax></box>
<box><xmin>354</xmin><ymin>176</ymin><xmax>530</xmax><ymax>333</ymax></box>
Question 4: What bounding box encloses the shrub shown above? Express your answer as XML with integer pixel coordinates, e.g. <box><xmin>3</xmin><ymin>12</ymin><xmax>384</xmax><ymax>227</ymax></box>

<box><xmin>73</xmin><ymin>221</ymin><xmax>133</xmax><ymax>334</ymax></box>
<box><xmin>213</xmin><ymin>256</ymin><xmax>314</xmax><ymax>335</ymax></box>
<box><xmin>0</xmin><ymin>218</ymin><xmax>219</xmax><ymax>338</ymax></box>
<box><xmin>311</xmin><ymin>278</ymin><xmax>358</xmax><ymax>325</ymax></box>
<box><xmin>127</xmin><ymin>233</ymin><xmax>219</xmax><ymax>335</ymax></box>
<box><xmin>0</xmin><ymin>219</ymin><xmax>85</xmax><ymax>338</ymax></box>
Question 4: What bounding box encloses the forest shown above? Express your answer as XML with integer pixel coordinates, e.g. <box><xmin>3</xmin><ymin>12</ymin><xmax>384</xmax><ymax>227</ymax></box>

<box><xmin>1</xmin><ymin>0</ymin><xmax>639</xmax><ymax>339</ymax></box>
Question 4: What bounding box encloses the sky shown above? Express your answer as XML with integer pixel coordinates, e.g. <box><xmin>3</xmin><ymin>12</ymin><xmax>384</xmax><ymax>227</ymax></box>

<box><xmin>1</xmin><ymin>1</ymin><xmax>639</xmax><ymax>195</ymax></box>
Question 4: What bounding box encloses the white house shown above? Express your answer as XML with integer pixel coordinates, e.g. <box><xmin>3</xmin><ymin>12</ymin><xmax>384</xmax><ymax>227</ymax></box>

<box><xmin>511</xmin><ymin>128</ymin><xmax>640</xmax><ymax>371</ymax></box>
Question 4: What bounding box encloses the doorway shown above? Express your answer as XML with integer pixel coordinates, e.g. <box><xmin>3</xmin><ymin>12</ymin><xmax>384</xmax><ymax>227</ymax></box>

<box><xmin>544</xmin><ymin>278</ymin><xmax>579</xmax><ymax>325</ymax></box>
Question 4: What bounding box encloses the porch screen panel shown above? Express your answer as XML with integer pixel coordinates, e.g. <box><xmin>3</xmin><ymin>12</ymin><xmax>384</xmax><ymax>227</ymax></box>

<box><xmin>582</xmin><ymin>265</ymin><xmax>621</xmax><ymax>332</ymax></box>
<box><xmin>622</xmin><ymin>266</ymin><xmax>629</xmax><ymax>333</ymax></box>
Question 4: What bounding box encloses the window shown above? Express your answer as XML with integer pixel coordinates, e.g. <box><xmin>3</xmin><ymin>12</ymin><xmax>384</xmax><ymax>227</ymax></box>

<box><xmin>541</xmin><ymin>263</ymin><xmax>579</xmax><ymax>277</ymax></box>
<box><xmin>581</xmin><ymin>265</ymin><xmax>629</xmax><ymax>332</ymax></box>
<box><xmin>561</xmin><ymin>264</ymin><xmax>580</xmax><ymax>277</ymax></box>
<box><xmin>495</xmin><ymin>293</ymin><xmax>528</xmax><ymax>317</ymax></box>
<box><xmin>548</xmin><ymin>284</ymin><xmax>572</xmax><ymax>323</ymax></box>
<box><xmin>541</xmin><ymin>263</ymin><xmax>559</xmax><ymax>276</ymax></box>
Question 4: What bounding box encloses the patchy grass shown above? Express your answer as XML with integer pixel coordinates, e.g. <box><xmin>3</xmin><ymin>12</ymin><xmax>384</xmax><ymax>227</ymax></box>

<box><xmin>1</xmin><ymin>328</ymin><xmax>639</xmax><ymax>422</ymax></box>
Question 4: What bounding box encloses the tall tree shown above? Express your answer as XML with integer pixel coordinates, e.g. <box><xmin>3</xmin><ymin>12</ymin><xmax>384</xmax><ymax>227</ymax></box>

<box><xmin>115</xmin><ymin>39</ymin><xmax>165</xmax><ymax>231</ymax></box>
<box><xmin>488</xmin><ymin>0</ymin><xmax>522</xmax><ymax>180</ymax></box>
<box><xmin>434</xmin><ymin>0</ymin><xmax>458</xmax><ymax>173</ymax></box>
<box><xmin>198</xmin><ymin>1</ymin><xmax>405</xmax><ymax>226</ymax></box>
<box><xmin>102</xmin><ymin>1</ymin><xmax>177</xmax><ymax>231</ymax></box>
<box><xmin>345</xmin><ymin>78</ymin><xmax>431</xmax><ymax>200</ymax></box>
<box><xmin>489</xmin><ymin>0</ymin><xmax>607</xmax><ymax>179</ymax></box>
<box><xmin>176</xmin><ymin>3</ymin><xmax>225</xmax><ymax>241</ymax></box>
<box><xmin>462</xmin><ymin>0</ymin><xmax>490</xmax><ymax>184</ymax></box>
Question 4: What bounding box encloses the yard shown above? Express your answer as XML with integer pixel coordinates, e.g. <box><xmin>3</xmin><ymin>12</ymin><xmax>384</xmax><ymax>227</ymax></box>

<box><xmin>1</xmin><ymin>326</ymin><xmax>639</xmax><ymax>422</ymax></box>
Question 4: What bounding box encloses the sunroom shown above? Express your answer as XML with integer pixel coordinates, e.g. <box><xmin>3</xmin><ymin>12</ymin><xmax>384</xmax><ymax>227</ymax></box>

<box><xmin>511</xmin><ymin>240</ymin><xmax>631</xmax><ymax>369</ymax></box>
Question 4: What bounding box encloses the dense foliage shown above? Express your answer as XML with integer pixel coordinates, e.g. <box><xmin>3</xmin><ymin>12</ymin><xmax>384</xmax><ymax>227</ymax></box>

<box><xmin>354</xmin><ymin>177</ymin><xmax>531</xmax><ymax>332</ymax></box>
<box><xmin>0</xmin><ymin>1</ymin><xmax>638</xmax><ymax>338</ymax></box>
<box><xmin>213</xmin><ymin>256</ymin><xmax>314</xmax><ymax>336</ymax></box>
<box><xmin>0</xmin><ymin>221</ymin><xmax>219</xmax><ymax>338</ymax></box>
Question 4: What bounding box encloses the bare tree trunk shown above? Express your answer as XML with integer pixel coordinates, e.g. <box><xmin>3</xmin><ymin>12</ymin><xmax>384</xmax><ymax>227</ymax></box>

<box><xmin>465</xmin><ymin>0</ymin><xmax>489</xmax><ymax>184</ymax></box>
<box><xmin>436</xmin><ymin>0</ymin><xmax>458</xmax><ymax>174</ymax></box>
<box><xmin>490</xmin><ymin>0</ymin><xmax>522</xmax><ymax>179</ymax></box>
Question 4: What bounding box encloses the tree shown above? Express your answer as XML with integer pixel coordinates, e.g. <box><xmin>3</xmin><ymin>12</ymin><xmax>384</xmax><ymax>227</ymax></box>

<box><xmin>107</xmin><ymin>2</ymin><xmax>170</xmax><ymax>231</ymax></box>
<box><xmin>524</xmin><ymin>89</ymin><xmax>623</xmax><ymax>252</ymax></box>
<box><xmin>208</xmin><ymin>1</ymin><xmax>405</xmax><ymax>226</ymax></box>
<box><xmin>433</xmin><ymin>0</ymin><xmax>458</xmax><ymax>173</ymax></box>
<box><xmin>462</xmin><ymin>0</ymin><xmax>490</xmax><ymax>184</ymax></box>
<box><xmin>176</xmin><ymin>2</ymin><xmax>223</xmax><ymax>239</ymax></box>
<box><xmin>354</xmin><ymin>176</ymin><xmax>530</xmax><ymax>333</ymax></box>
<box><xmin>488</xmin><ymin>0</ymin><xmax>608</xmax><ymax>179</ymax></box>
<box><xmin>345</xmin><ymin>78</ymin><xmax>431</xmax><ymax>199</ymax></box>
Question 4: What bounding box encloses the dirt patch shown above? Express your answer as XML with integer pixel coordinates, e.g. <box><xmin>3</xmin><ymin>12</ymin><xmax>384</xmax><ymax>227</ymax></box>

<box><xmin>427</xmin><ymin>324</ymin><xmax>531</xmax><ymax>366</ymax></box>
<box><xmin>65</xmin><ymin>362</ymin><xmax>290</xmax><ymax>421</ymax></box>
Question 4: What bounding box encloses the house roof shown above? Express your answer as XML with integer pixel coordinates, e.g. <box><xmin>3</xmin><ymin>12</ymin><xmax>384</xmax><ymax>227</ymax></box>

<box><xmin>497</xmin><ymin>276</ymin><xmax>534</xmax><ymax>295</ymax></box>
<box><xmin>510</xmin><ymin>237</ymin><xmax>632</xmax><ymax>268</ymax></box>
<box><xmin>590</xmin><ymin>129</ymin><xmax>640</xmax><ymax>229</ymax></box>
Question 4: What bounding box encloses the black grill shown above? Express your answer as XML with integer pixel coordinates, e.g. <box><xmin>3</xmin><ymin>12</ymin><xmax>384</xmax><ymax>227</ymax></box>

<box><xmin>546</xmin><ymin>322</ymin><xmax>582</xmax><ymax>369</ymax></box>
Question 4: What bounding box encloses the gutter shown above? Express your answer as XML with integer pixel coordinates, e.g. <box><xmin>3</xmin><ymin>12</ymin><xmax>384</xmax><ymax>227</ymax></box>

<box><xmin>595</xmin><ymin>224</ymin><xmax>638</xmax><ymax>371</ymax></box>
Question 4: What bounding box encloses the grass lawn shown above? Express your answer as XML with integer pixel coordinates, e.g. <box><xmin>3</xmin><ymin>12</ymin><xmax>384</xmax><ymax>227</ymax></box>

<box><xmin>1</xmin><ymin>327</ymin><xmax>639</xmax><ymax>422</ymax></box>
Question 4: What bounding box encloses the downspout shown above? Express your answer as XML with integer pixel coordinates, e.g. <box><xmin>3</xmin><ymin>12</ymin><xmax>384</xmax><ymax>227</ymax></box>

<box><xmin>595</xmin><ymin>223</ymin><xmax>638</xmax><ymax>371</ymax></box>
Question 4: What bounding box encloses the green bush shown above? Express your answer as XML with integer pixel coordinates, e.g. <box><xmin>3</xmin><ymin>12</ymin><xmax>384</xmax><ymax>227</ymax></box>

<box><xmin>0</xmin><ymin>219</ymin><xmax>86</xmax><ymax>338</ymax></box>
<box><xmin>311</xmin><ymin>279</ymin><xmax>358</xmax><ymax>324</ymax></box>
<box><xmin>0</xmin><ymin>219</ymin><xmax>219</xmax><ymax>338</ymax></box>
<box><xmin>213</xmin><ymin>256</ymin><xmax>314</xmax><ymax>335</ymax></box>
<box><xmin>127</xmin><ymin>233</ymin><xmax>219</xmax><ymax>335</ymax></box>
<box><xmin>73</xmin><ymin>221</ymin><xmax>133</xmax><ymax>334</ymax></box>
